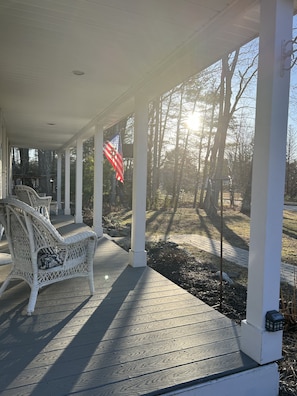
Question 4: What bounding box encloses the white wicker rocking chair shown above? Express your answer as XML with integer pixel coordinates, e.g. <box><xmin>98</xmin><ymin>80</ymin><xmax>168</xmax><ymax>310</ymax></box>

<box><xmin>14</xmin><ymin>185</ymin><xmax>52</xmax><ymax>220</ymax></box>
<box><xmin>0</xmin><ymin>198</ymin><xmax>97</xmax><ymax>315</ymax></box>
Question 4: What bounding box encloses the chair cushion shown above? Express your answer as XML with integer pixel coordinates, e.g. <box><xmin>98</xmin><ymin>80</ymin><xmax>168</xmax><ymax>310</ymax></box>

<box><xmin>38</xmin><ymin>250</ymin><xmax>63</xmax><ymax>270</ymax></box>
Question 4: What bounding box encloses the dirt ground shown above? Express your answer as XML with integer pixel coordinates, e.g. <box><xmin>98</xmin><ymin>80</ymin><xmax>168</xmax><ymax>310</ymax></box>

<box><xmin>145</xmin><ymin>241</ymin><xmax>297</xmax><ymax>396</ymax></box>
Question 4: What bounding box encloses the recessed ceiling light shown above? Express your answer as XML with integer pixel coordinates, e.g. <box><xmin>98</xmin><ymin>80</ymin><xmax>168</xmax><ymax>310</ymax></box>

<box><xmin>47</xmin><ymin>122</ymin><xmax>56</xmax><ymax>126</ymax></box>
<box><xmin>72</xmin><ymin>70</ymin><xmax>85</xmax><ymax>76</ymax></box>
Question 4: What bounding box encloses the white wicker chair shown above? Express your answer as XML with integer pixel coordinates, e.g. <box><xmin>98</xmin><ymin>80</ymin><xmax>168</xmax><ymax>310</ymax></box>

<box><xmin>14</xmin><ymin>185</ymin><xmax>52</xmax><ymax>220</ymax></box>
<box><xmin>0</xmin><ymin>198</ymin><xmax>97</xmax><ymax>315</ymax></box>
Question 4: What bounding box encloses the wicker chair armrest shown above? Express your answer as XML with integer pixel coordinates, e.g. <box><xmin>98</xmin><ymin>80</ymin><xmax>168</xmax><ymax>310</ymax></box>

<box><xmin>64</xmin><ymin>231</ymin><xmax>97</xmax><ymax>245</ymax></box>
<box><xmin>36</xmin><ymin>196</ymin><xmax>52</xmax><ymax>204</ymax></box>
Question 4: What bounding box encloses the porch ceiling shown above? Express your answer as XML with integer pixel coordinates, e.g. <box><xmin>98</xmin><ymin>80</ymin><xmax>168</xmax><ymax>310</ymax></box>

<box><xmin>0</xmin><ymin>0</ymin><xmax>294</xmax><ymax>150</ymax></box>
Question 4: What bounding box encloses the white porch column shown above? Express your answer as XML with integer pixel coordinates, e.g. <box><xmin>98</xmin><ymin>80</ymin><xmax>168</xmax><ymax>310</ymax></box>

<box><xmin>129</xmin><ymin>95</ymin><xmax>148</xmax><ymax>267</ymax></box>
<box><xmin>0</xmin><ymin>110</ymin><xmax>9</xmax><ymax>197</ymax></box>
<box><xmin>2</xmin><ymin>131</ymin><xmax>9</xmax><ymax>197</ymax></box>
<box><xmin>64</xmin><ymin>148</ymin><xmax>71</xmax><ymax>215</ymax></box>
<box><xmin>56</xmin><ymin>152</ymin><xmax>62</xmax><ymax>213</ymax></box>
<box><xmin>7</xmin><ymin>144</ymin><xmax>12</xmax><ymax>197</ymax></box>
<box><xmin>0</xmin><ymin>128</ymin><xmax>3</xmax><ymax>199</ymax></box>
<box><xmin>241</xmin><ymin>0</ymin><xmax>293</xmax><ymax>365</ymax></box>
<box><xmin>75</xmin><ymin>137</ymin><xmax>83</xmax><ymax>223</ymax></box>
<box><xmin>93</xmin><ymin>125</ymin><xmax>103</xmax><ymax>236</ymax></box>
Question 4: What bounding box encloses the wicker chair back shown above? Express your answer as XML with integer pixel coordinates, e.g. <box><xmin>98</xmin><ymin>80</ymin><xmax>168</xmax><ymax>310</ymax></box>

<box><xmin>14</xmin><ymin>185</ymin><xmax>52</xmax><ymax>220</ymax></box>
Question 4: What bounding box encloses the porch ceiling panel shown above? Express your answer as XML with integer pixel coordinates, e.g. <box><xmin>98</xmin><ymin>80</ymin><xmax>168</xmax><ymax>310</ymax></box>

<box><xmin>0</xmin><ymin>0</ymin><xmax>295</xmax><ymax>150</ymax></box>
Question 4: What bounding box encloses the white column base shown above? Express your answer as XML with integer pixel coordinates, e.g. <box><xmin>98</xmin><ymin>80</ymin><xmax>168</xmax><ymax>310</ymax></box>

<box><xmin>129</xmin><ymin>249</ymin><xmax>147</xmax><ymax>268</ymax></box>
<box><xmin>75</xmin><ymin>214</ymin><xmax>83</xmax><ymax>223</ymax></box>
<box><xmin>240</xmin><ymin>319</ymin><xmax>283</xmax><ymax>365</ymax></box>
<box><xmin>64</xmin><ymin>208</ymin><xmax>71</xmax><ymax>215</ymax></box>
<box><xmin>93</xmin><ymin>224</ymin><xmax>103</xmax><ymax>237</ymax></box>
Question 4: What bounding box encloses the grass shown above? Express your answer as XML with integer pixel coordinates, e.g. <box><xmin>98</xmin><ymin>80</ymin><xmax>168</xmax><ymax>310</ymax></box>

<box><xmin>106</xmin><ymin>206</ymin><xmax>297</xmax><ymax>266</ymax></box>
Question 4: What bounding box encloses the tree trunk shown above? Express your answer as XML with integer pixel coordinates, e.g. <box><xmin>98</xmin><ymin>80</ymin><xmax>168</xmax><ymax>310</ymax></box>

<box><xmin>147</xmin><ymin>105</ymin><xmax>154</xmax><ymax>208</ymax></box>
<box><xmin>204</xmin><ymin>51</ymin><xmax>240</xmax><ymax>217</ymax></box>
<box><xmin>199</xmin><ymin>100</ymin><xmax>217</xmax><ymax>208</ymax></box>
<box><xmin>241</xmin><ymin>162</ymin><xmax>252</xmax><ymax>215</ymax></box>
<box><xmin>152</xmin><ymin>99</ymin><xmax>160</xmax><ymax>208</ymax></box>
<box><xmin>174</xmin><ymin>128</ymin><xmax>190</xmax><ymax>212</ymax></box>
<box><xmin>38</xmin><ymin>150</ymin><xmax>53</xmax><ymax>195</ymax></box>
<box><xmin>171</xmin><ymin>84</ymin><xmax>185</xmax><ymax>208</ymax></box>
<box><xmin>19</xmin><ymin>148</ymin><xmax>30</xmax><ymax>185</ymax></box>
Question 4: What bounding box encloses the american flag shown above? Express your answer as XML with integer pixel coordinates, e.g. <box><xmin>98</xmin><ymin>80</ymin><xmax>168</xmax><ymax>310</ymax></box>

<box><xmin>103</xmin><ymin>134</ymin><xmax>124</xmax><ymax>183</ymax></box>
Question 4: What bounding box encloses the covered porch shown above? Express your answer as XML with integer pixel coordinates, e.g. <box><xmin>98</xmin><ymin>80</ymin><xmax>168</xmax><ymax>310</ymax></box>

<box><xmin>0</xmin><ymin>215</ymin><xmax>268</xmax><ymax>396</ymax></box>
<box><xmin>0</xmin><ymin>1</ymin><xmax>297</xmax><ymax>394</ymax></box>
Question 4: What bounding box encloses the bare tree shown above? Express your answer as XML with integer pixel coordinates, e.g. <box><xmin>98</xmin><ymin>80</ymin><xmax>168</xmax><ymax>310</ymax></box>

<box><xmin>285</xmin><ymin>125</ymin><xmax>297</xmax><ymax>198</ymax></box>
<box><xmin>38</xmin><ymin>150</ymin><xmax>54</xmax><ymax>195</ymax></box>
<box><xmin>171</xmin><ymin>83</ymin><xmax>186</xmax><ymax>209</ymax></box>
<box><xmin>203</xmin><ymin>48</ymin><xmax>258</xmax><ymax>216</ymax></box>
<box><xmin>19</xmin><ymin>148</ymin><xmax>30</xmax><ymax>185</ymax></box>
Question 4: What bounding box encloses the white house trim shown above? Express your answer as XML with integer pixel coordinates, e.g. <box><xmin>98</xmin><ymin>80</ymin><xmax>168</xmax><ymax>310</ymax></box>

<box><xmin>164</xmin><ymin>363</ymin><xmax>279</xmax><ymax>396</ymax></box>
<box><xmin>241</xmin><ymin>0</ymin><xmax>293</xmax><ymax>364</ymax></box>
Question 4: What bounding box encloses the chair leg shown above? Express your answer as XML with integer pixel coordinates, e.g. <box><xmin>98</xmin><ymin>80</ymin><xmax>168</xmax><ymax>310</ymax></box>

<box><xmin>27</xmin><ymin>286</ymin><xmax>39</xmax><ymax>315</ymax></box>
<box><xmin>88</xmin><ymin>274</ymin><xmax>95</xmax><ymax>295</ymax></box>
<box><xmin>0</xmin><ymin>277</ymin><xmax>11</xmax><ymax>297</ymax></box>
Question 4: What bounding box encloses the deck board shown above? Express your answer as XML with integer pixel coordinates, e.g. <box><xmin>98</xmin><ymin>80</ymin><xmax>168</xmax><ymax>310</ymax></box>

<box><xmin>0</xmin><ymin>217</ymin><xmax>258</xmax><ymax>396</ymax></box>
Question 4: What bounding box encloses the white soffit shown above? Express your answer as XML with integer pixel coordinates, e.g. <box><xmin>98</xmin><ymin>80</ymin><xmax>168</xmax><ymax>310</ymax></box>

<box><xmin>0</xmin><ymin>0</ymin><xmax>292</xmax><ymax>150</ymax></box>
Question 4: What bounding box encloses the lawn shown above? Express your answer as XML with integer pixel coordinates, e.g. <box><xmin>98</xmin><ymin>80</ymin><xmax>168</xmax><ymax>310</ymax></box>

<box><xmin>106</xmin><ymin>206</ymin><xmax>297</xmax><ymax>266</ymax></box>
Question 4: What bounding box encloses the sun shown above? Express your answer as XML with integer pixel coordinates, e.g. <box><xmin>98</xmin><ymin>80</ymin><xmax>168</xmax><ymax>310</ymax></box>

<box><xmin>186</xmin><ymin>112</ymin><xmax>200</xmax><ymax>131</ymax></box>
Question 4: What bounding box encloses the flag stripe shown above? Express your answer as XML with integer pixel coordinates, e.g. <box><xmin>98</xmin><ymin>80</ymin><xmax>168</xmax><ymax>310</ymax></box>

<box><xmin>103</xmin><ymin>135</ymin><xmax>124</xmax><ymax>183</ymax></box>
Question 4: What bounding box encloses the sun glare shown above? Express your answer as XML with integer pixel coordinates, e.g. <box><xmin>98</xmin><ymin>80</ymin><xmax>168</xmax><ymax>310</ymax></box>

<box><xmin>186</xmin><ymin>112</ymin><xmax>200</xmax><ymax>131</ymax></box>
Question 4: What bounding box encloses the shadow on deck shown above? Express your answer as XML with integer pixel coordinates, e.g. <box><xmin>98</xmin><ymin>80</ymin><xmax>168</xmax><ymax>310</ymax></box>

<box><xmin>0</xmin><ymin>216</ymin><xmax>263</xmax><ymax>395</ymax></box>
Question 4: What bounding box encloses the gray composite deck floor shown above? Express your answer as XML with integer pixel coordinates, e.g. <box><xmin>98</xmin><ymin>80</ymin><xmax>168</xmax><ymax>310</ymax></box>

<box><xmin>0</xmin><ymin>216</ymin><xmax>258</xmax><ymax>396</ymax></box>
